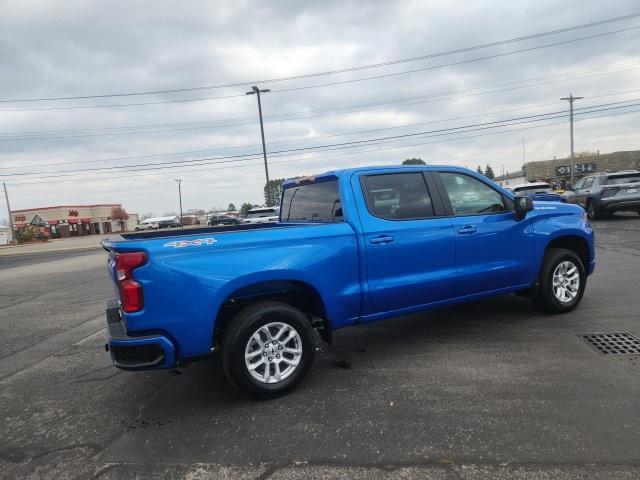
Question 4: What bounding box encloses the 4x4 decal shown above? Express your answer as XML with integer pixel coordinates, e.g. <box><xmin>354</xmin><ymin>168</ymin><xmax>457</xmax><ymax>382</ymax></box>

<box><xmin>163</xmin><ymin>238</ymin><xmax>217</xmax><ymax>248</ymax></box>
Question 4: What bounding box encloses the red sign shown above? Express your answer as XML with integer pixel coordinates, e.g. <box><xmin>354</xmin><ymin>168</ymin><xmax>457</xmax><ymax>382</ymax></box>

<box><xmin>14</xmin><ymin>214</ymin><xmax>26</xmax><ymax>222</ymax></box>
<box><xmin>68</xmin><ymin>209</ymin><xmax>79</xmax><ymax>217</ymax></box>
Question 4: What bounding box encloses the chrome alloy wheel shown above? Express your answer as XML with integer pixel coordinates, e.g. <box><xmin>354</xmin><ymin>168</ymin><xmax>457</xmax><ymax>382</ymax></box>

<box><xmin>244</xmin><ymin>322</ymin><xmax>302</xmax><ymax>384</ymax></box>
<box><xmin>552</xmin><ymin>260</ymin><xmax>580</xmax><ymax>303</ymax></box>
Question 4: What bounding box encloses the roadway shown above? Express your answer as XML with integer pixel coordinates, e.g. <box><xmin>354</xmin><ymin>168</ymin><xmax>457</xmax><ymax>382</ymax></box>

<box><xmin>1</xmin><ymin>216</ymin><xmax>639</xmax><ymax>479</ymax></box>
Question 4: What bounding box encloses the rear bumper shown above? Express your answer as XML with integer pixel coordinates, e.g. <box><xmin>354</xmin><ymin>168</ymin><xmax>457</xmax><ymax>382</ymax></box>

<box><xmin>105</xmin><ymin>299</ymin><xmax>176</xmax><ymax>370</ymax></box>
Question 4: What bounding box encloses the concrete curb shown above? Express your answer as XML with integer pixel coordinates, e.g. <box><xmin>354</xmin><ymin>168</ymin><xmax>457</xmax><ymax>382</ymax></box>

<box><xmin>0</xmin><ymin>244</ymin><xmax>102</xmax><ymax>257</ymax></box>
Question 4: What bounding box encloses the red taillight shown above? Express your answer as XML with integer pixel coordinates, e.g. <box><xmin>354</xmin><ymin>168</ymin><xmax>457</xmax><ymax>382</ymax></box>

<box><xmin>115</xmin><ymin>252</ymin><xmax>147</xmax><ymax>313</ymax></box>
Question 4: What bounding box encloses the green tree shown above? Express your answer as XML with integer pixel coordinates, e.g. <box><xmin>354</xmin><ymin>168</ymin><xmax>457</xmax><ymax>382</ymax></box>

<box><xmin>476</xmin><ymin>165</ymin><xmax>483</xmax><ymax>175</ymax></box>
<box><xmin>264</xmin><ymin>178</ymin><xmax>285</xmax><ymax>207</ymax></box>
<box><xmin>240</xmin><ymin>203</ymin><xmax>254</xmax><ymax>217</ymax></box>
<box><xmin>402</xmin><ymin>158</ymin><xmax>426</xmax><ymax>165</ymax></box>
<box><xmin>227</xmin><ymin>203</ymin><xmax>236</xmax><ymax>212</ymax></box>
<box><xmin>484</xmin><ymin>164</ymin><xmax>495</xmax><ymax>180</ymax></box>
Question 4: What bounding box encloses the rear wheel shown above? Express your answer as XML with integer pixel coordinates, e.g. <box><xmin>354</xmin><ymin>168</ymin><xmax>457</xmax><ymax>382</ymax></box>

<box><xmin>533</xmin><ymin>248</ymin><xmax>586</xmax><ymax>313</ymax></box>
<box><xmin>221</xmin><ymin>301</ymin><xmax>315</xmax><ymax>398</ymax></box>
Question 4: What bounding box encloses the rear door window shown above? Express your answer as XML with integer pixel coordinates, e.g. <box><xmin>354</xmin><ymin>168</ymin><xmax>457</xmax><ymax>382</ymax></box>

<box><xmin>281</xmin><ymin>180</ymin><xmax>343</xmax><ymax>222</ymax></box>
<box><xmin>362</xmin><ymin>173</ymin><xmax>435</xmax><ymax>220</ymax></box>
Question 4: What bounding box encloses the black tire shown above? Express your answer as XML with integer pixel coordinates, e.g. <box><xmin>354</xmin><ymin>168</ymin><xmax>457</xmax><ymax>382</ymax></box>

<box><xmin>533</xmin><ymin>248</ymin><xmax>586</xmax><ymax>314</ymax></box>
<box><xmin>221</xmin><ymin>301</ymin><xmax>315</xmax><ymax>398</ymax></box>
<box><xmin>586</xmin><ymin>200</ymin><xmax>600</xmax><ymax>220</ymax></box>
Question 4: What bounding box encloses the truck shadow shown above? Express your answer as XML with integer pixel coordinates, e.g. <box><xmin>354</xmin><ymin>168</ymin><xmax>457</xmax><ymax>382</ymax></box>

<box><xmin>181</xmin><ymin>293</ymin><xmax>544</xmax><ymax>404</ymax></box>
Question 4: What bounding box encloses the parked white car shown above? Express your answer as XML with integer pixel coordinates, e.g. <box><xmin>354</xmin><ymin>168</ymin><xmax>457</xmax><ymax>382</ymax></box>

<box><xmin>243</xmin><ymin>207</ymin><xmax>279</xmax><ymax>224</ymax></box>
<box><xmin>135</xmin><ymin>219</ymin><xmax>159</xmax><ymax>231</ymax></box>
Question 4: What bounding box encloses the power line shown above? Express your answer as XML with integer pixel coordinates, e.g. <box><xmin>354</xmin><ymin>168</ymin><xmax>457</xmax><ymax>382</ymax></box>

<box><xmin>3</xmin><ymin>99</ymin><xmax>639</xmax><ymax>181</ymax></box>
<box><xmin>3</xmin><ymin>87</ymin><xmax>639</xmax><ymax>175</ymax></box>
<box><xmin>2</xmin><ymin>60</ymin><xmax>639</xmax><ymax>141</ymax></box>
<box><xmin>1</xmin><ymin>15</ymin><xmax>639</xmax><ymax>107</ymax></box>
<box><xmin>6</xmin><ymin>106</ymin><xmax>640</xmax><ymax>187</ymax></box>
<box><xmin>266</xmin><ymin>26</ymin><xmax>640</xmax><ymax>93</ymax></box>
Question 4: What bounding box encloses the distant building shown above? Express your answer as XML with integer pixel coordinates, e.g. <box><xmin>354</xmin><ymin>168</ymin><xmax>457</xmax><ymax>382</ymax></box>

<box><xmin>0</xmin><ymin>224</ymin><xmax>11</xmax><ymax>245</ymax></box>
<box><xmin>494</xmin><ymin>170</ymin><xmax>526</xmax><ymax>187</ymax></box>
<box><xmin>523</xmin><ymin>150</ymin><xmax>640</xmax><ymax>183</ymax></box>
<box><xmin>10</xmin><ymin>204</ymin><xmax>139</xmax><ymax>239</ymax></box>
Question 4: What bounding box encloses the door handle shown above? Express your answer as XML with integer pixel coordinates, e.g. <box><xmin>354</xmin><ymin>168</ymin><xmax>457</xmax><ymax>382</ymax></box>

<box><xmin>370</xmin><ymin>235</ymin><xmax>395</xmax><ymax>245</ymax></box>
<box><xmin>457</xmin><ymin>226</ymin><xmax>477</xmax><ymax>235</ymax></box>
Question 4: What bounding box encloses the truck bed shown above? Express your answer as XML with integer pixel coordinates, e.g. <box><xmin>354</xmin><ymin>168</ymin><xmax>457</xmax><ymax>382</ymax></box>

<box><xmin>116</xmin><ymin>222</ymin><xmax>286</xmax><ymax>241</ymax></box>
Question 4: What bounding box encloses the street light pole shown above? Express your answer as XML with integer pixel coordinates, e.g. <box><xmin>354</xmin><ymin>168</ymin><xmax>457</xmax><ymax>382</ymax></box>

<box><xmin>560</xmin><ymin>94</ymin><xmax>583</xmax><ymax>185</ymax></box>
<box><xmin>246</xmin><ymin>85</ymin><xmax>271</xmax><ymax>185</ymax></box>
<box><xmin>174</xmin><ymin>178</ymin><xmax>183</xmax><ymax>228</ymax></box>
<box><xmin>3</xmin><ymin>182</ymin><xmax>16</xmax><ymax>244</ymax></box>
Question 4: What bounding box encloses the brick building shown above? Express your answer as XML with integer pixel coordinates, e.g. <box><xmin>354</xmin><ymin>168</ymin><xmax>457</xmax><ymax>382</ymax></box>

<box><xmin>10</xmin><ymin>204</ymin><xmax>139</xmax><ymax>239</ymax></box>
<box><xmin>523</xmin><ymin>150</ymin><xmax>640</xmax><ymax>183</ymax></box>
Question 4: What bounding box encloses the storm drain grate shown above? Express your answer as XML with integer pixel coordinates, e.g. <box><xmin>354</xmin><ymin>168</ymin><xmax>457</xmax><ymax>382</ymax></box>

<box><xmin>581</xmin><ymin>332</ymin><xmax>640</xmax><ymax>355</ymax></box>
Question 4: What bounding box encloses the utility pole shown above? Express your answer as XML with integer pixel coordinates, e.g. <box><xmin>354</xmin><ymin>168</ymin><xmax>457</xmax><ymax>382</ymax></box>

<box><xmin>246</xmin><ymin>85</ymin><xmax>271</xmax><ymax>185</ymax></box>
<box><xmin>3</xmin><ymin>182</ymin><xmax>16</xmax><ymax>245</ymax></box>
<box><xmin>560</xmin><ymin>94</ymin><xmax>583</xmax><ymax>185</ymax></box>
<box><xmin>174</xmin><ymin>179</ymin><xmax>183</xmax><ymax>228</ymax></box>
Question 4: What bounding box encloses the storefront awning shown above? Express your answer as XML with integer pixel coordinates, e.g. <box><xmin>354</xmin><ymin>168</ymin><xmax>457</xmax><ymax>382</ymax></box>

<box><xmin>47</xmin><ymin>220</ymin><xmax>60</xmax><ymax>225</ymax></box>
<box><xmin>68</xmin><ymin>218</ymin><xmax>79</xmax><ymax>224</ymax></box>
<box><xmin>80</xmin><ymin>217</ymin><xmax>92</xmax><ymax>223</ymax></box>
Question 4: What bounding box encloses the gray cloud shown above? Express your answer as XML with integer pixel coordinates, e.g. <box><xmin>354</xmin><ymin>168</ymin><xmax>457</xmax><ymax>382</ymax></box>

<box><xmin>0</xmin><ymin>0</ymin><xmax>639</xmax><ymax>214</ymax></box>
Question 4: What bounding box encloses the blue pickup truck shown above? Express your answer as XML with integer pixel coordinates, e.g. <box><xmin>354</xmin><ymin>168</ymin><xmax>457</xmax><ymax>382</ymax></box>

<box><xmin>103</xmin><ymin>165</ymin><xmax>595</xmax><ymax>397</ymax></box>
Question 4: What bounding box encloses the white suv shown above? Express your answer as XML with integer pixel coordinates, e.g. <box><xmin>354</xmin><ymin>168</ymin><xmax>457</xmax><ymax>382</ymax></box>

<box><xmin>135</xmin><ymin>219</ymin><xmax>159</xmax><ymax>231</ymax></box>
<box><xmin>243</xmin><ymin>207</ymin><xmax>279</xmax><ymax>224</ymax></box>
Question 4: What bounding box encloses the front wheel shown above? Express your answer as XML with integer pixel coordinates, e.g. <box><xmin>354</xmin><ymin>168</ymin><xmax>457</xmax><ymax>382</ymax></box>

<box><xmin>221</xmin><ymin>301</ymin><xmax>315</xmax><ymax>398</ymax></box>
<box><xmin>533</xmin><ymin>248</ymin><xmax>586</xmax><ymax>313</ymax></box>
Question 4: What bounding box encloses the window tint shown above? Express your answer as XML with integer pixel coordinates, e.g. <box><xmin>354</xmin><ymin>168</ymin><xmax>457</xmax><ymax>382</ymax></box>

<box><xmin>440</xmin><ymin>172</ymin><xmax>506</xmax><ymax>215</ymax></box>
<box><xmin>281</xmin><ymin>180</ymin><xmax>343</xmax><ymax>222</ymax></box>
<box><xmin>363</xmin><ymin>173</ymin><xmax>434</xmax><ymax>220</ymax></box>
<box><xmin>582</xmin><ymin>177</ymin><xmax>595</xmax><ymax>189</ymax></box>
<box><xmin>606</xmin><ymin>174</ymin><xmax>640</xmax><ymax>185</ymax></box>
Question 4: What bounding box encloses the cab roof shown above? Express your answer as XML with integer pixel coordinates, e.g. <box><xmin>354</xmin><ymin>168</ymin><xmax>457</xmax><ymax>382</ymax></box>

<box><xmin>282</xmin><ymin>165</ymin><xmax>476</xmax><ymax>187</ymax></box>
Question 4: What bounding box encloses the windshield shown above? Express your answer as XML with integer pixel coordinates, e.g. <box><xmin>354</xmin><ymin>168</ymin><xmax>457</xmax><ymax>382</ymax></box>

<box><xmin>281</xmin><ymin>180</ymin><xmax>343</xmax><ymax>222</ymax></box>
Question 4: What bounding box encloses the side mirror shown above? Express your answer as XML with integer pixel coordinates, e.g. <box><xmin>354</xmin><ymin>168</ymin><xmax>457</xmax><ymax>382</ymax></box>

<box><xmin>514</xmin><ymin>196</ymin><xmax>533</xmax><ymax>220</ymax></box>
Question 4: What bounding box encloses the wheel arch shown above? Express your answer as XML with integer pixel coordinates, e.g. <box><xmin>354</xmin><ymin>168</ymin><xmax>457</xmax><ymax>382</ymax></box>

<box><xmin>544</xmin><ymin>235</ymin><xmax>591</xmax><ymax>271</ymax></box>
<box><xmin>213</xmin><ymin>279</ymin><xmax>331</xmax><ymax>347</ymax></box>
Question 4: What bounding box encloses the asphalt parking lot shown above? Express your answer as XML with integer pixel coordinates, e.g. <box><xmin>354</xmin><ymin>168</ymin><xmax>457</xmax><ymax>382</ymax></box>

<box><xmin>1</xmin><ymin>216</ymin><xmax>639</xmax><ymax>479</ymax></box>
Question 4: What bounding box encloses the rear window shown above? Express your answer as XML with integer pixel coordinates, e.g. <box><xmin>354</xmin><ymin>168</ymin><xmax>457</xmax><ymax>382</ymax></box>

<box><xmin>606</xmin><ymin>174</ymin><xmax>640</xmax><ymax>185</ymax></box>
<box><xmin>281</xmin><ymin>180</ymin><xmax>343</xmax><ymax>222</ymax></box>
<box><xmin>246</xmin><ymin>209</ymin><xmax>277</xmax><ymax>219</ymax></box>
<box><xmin>513</xmin><ymin>185</ymin><xmax>553</xmax><ymax>195</ymax></box>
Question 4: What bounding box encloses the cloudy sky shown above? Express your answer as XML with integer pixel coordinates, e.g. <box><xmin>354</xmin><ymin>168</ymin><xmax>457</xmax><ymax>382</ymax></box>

<box><xmin>1</xmin><ymin>0</ymin><xmax>639</xmax><ymax>217</ymax></box>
